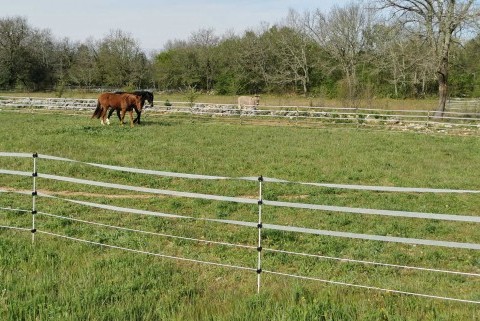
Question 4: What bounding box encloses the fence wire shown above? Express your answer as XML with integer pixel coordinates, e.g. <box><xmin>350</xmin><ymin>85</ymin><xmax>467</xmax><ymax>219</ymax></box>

<box><xmin>2</xmin><ymin>223</ymin><xmax>479</xmax><ymax>305</ymax></box>
<box><xmin>1</xmin><ymin>152</ymin><xmax>480</xmax><ymax>304</ymax></box>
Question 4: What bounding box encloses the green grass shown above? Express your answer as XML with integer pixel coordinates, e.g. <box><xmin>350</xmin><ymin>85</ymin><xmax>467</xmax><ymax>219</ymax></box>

<box><xmin>1</xmin><ymin>111</ymin><xmax>480</xmax><ymax>320</ymax></box>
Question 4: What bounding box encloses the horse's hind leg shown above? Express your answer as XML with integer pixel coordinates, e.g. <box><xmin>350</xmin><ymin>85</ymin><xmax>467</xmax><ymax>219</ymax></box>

<box><xmin>100</xmin><ymin>107</ymin><xmax>108</xmax><ymax>125</ymax></box>
<box><xmin>99</xmin><ymin>109</ymin><xmax>105</xmax><ymax>125</ymax></box>
<box><xmin>105</xmin><ymin>108</ymin><xmax>110</xmax><ymax>125</ymax></box>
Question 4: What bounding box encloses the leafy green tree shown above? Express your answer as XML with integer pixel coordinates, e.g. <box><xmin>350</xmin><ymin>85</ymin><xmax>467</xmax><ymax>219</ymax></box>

<box><xmin>213</xmin><ymin>37</ymin><xmax>244</xmax><ymax>94</ymax></box>
<box><xmin>22</xmin><ymin>29</ymin><xmax>57</xmax><ymax>90</ymax></box>
<box><xmin>236</xmin><ymin>30</ymin><xmax>269</xmax><ymax>94</ymax></box>
<box><xmin>155</xmin><ymin>41</ymin><xmax>201</xmax><ymax>90</ymax></box>
<box><xmin>69</xmin><ymin>40</ymin><xmax>98</xmax><ymax>88</ymax></box>
<box><xmin>450</xmin><ymin>35</ymin><xmax>480</xmax><ymax>97</ymax></box>
<box><xmin>0</xmin><ymin>17</ymin><xmax>30</xmax><ymax>88</ymax></box>
<box><xmin>189</xmin><ymin>28</ymin><xmax>220</xmax><ymax>92</ymax></box>
<box><xmin>96</xmin><ymin>30</ymin><xmax>145</xmax><ymax>88</ymax></box>
<box><xmin>0</xmin><ymin>17</ymin><xmax>57</xmax><ymax>90</ymax></box>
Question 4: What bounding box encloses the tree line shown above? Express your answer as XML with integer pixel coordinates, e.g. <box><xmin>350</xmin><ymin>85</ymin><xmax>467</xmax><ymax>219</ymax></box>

<box><xmin>1</xmin><ymin>1</ymin><xmax>479</xmax><ymax>111</ymax></box>
<box><xmin>0</xmin><ymin>18</ymin><xmax>153</xmax><ymax>92</ymax></box>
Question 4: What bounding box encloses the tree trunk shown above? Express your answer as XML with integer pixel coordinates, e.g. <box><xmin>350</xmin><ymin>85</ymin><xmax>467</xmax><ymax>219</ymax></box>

<box><xmin>435</xmin><ymin>61</ymin><xmax>448</xmax><ymax>118</ymax></box>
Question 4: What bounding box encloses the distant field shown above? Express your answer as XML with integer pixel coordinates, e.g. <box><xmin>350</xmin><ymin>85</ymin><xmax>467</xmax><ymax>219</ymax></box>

<box><xmin>1</xmin><ymin>111</ymin><xmax>479</xmax><ymax>320</ymax></box>
<box><xmin>0</xmin><ymin>91</ymin><xmax>439</xmax><ymax>110</ymax></box>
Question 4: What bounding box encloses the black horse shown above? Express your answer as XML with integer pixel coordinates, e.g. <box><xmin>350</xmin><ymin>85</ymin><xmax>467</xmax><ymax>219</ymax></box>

<box><xmin>108</xmin><ymin>90</ymin><xmax>154</xmax><ymax>124</ymax></box>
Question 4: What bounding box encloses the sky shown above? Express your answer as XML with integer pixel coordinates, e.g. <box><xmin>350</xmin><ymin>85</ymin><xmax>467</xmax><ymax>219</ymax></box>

<box><xmin>1</xmin><ymin>0</ymin><xmax>348</xmax><ymax>52</ymax></box>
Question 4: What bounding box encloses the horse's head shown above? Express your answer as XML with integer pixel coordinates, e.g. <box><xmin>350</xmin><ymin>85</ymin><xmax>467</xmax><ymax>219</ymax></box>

<box><xmin>146</xmin><ymin>91</ymin><xmax>154</xmax><ymax>107</ymax></box>
<box><xmin>131</xmin><ymin>91</ymin><xmax>153</xmax><ymax>108</ymax></box>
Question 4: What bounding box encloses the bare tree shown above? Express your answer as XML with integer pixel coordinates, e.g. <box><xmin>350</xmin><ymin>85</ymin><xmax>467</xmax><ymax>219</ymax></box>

<box><xmin>371</xmin><ymin>22</ymin><xmax>437</xmax><ymax>97</ymax></box>
<box><xmin>261</xmin><ymin>24</ymin><xmax>310</xmax><ymax>94</ymax></box>
<box><xmin>305</xmin><ymin>3</ymin><xmax>375</xmax><ymax>104</ymax></box>
<box><xmin>274</xmin><ymin>9</ymin><xmax>316</xmax><ymax>95</ymax></box>
<box><xmin>377</xmin><ymin>0</ymin><xmax>480</xmax><ymax>116</ymax></box>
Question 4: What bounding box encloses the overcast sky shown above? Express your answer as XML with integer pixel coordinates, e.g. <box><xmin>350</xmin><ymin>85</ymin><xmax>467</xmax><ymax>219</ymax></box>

<box><xmin>1</xmin><ymin>0</ymin><xmax>349</xmax><ymax>52</ymax></box>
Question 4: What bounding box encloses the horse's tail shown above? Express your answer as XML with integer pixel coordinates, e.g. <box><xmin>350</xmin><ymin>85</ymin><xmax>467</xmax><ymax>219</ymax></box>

<box><xmin>92</xmin><ymin>100</ymin><xmax>102</xmax><ymax>119</ymax></box>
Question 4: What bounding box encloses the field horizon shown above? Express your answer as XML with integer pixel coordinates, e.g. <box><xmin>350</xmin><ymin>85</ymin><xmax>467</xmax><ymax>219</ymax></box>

<box><xmin>0</xmin><ymin>90</ymin><xmax>440</xmax><ymax>111</ymax></box>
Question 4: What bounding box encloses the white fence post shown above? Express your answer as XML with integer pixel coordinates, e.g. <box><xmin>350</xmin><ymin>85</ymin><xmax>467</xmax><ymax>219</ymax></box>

<box><xmin>296</xmin><ymin>106</ymin><xmax>299</xmax><ymax>126</ymax></box>
<box><xmin>31</xmin><ymin>153</ymin><xmax>38</xmax><ymax>243</ymax></box>
<box><xmin>240</xmin><ymin>106</ymin><xmax>244</xmax><ymax>125</ymax></box>
<box><xmin>257</xmin><ymin>175</ymin><xmax>263</xmax><ymax>293</ymax></box>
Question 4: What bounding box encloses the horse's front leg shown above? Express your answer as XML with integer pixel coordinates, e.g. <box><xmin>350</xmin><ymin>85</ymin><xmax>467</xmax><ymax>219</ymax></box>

<box><xmin>116</xmin><ymin>109</ymin><xmax>124</xmax><ymax>124</ymax></box>
<box><xmin>119</xmin><ymin>110</ymin><xmax>126</xmax><ymax>126</ymax></box>
<box><xmin>133</xmin><ymin>108</ymin><xmax>141</xmax><ymax>124</ymax></box>
<box><xmin>106</xmin><ymin>108</ymin><xmax>116</xmax><ymax>125</ymax></box>
<box><xmin>129</xmin><ymin>110</ymin><xmax>134</xmax><ymax>127</ymax></box>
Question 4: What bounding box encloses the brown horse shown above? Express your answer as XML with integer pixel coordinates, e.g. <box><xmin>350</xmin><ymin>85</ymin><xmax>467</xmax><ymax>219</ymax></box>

<box><xmin>108</xmin><ymin>90</ymin><xmax>154</xmax><ymax>124</ymax></box>
<box><xmin>92</xmin><ymin>93</ymin><xmax>143</xmax><ymax>127</ymax></box>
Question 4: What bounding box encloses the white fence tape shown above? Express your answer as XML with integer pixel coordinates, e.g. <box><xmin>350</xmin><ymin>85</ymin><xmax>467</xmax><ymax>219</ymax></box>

<box><xmin>28</xmin><ymin>191</ymin><xmax>480</xmax><ymax>250</ymax></box>
<box><xmin>3</xmin><ymin>203</ymin><xmax>477</xmax><ymax>278</ymax></box>
<box><xmin>264</xmin><ymin>223</ymin><xmax>480</xmax><ymax>250</ymax></box>
<box><xmin>33</xmin><ymin>173</ymin><xmax>480</xmax><ymax>224</ymax></box>
<box><xmin>263</xmin><ymin>199</ymin><xmax>480</xmax><ymax>223</ymax></box>
<box><xmin>2</xmin><ymin>152</ymin><xmax>480</xmax><ymax>252</ymax></box>
<box><xmin>0</xmin><ymin>169</ymin><xmax>32</xmax><ymax>177</ymax></box>
<box><xmin>4</xmin><ymin>186</ymin><xmax>480</xmax><ymax>250</ymax></box>
<box><xmin>1</xmin><ymin>154</ymin><xmax>480</xmax><ymax>224</ymax></box>
<box><xmin>1</xmin><ymin>152</ymin><xmax>479</xmax><ymax>194</ymax></box>
<box><xmin>38</xmin><ymin>173</ymin><xmax>258</xmax><ymax>205</ymax></box>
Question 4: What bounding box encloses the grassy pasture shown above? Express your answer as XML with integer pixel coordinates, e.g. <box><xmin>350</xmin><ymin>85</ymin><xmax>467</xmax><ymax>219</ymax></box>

<box><xmin>1</xmin><ymin>110</ymin><xmax>480</xmax><ymax>320</ymax></box>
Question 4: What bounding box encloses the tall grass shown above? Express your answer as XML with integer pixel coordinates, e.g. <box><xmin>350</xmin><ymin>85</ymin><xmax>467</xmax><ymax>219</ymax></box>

<box><xmin>1</xmin><ymin>111</ymin><xmax>480</xmax><ymax>320</ymax></box>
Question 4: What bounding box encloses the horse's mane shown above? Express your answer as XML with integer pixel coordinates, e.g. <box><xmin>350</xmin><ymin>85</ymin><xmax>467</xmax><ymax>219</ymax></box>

<box><xmin>114</xmin><ymin>90</ymin><xmax>153</xmax><ymax>103</ymax></box>
<box><xmin>133</xmin><ymin>90</ymin><xmax>154</xmax><ymax>101</ymax></box>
